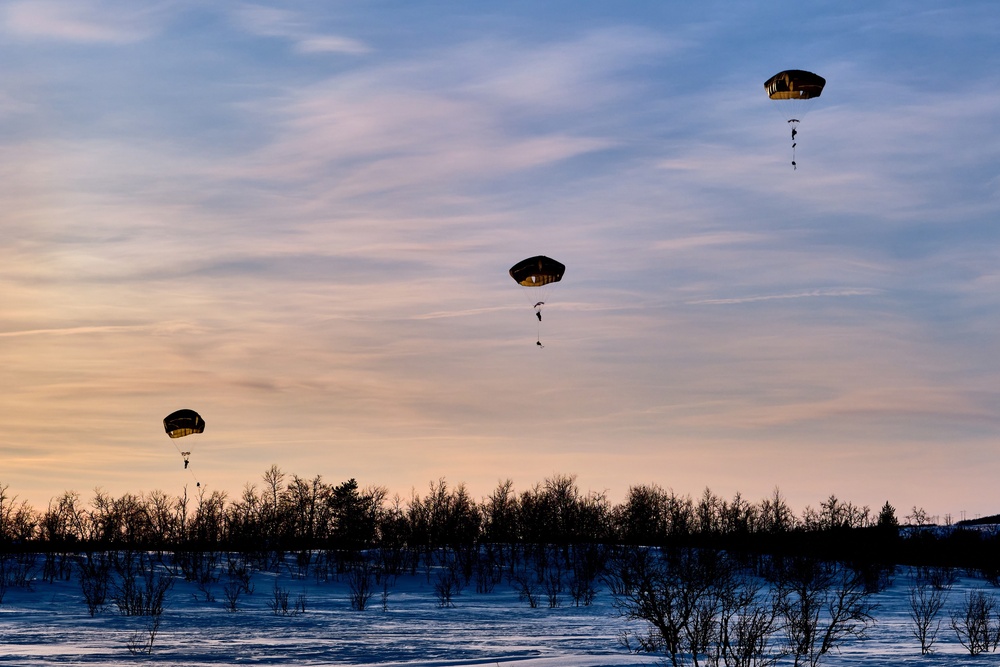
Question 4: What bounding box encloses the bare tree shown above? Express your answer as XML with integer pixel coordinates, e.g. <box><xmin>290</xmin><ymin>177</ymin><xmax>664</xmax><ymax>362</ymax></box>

<box><xmin>950</xmin><ymin>589</ymin><xmax>1000</xmax><ymax>655</ymax></box>
<box><xmin>110</xmin><ymin>550</ymin><xmax>174</xmax><ymax>617</ymax></box>
<box><xmin>908</xmin><ymin>581</ymin><xmax>947</xmax><ymax>655</ymax></box>
<box><xmin>268</xmin><ymin>580</ymin><xmax>306</xmax><ymax>616</ymax></box>
<box><xmin>434</xmin><ymin>567</ymin><xmax>462</xmax><ymax>608</ymax></box>
<box><xmin>222</xmin><ymin>554</ymin><xmax>254</xmax><ymax>613</ymax></box>
<box><xmin>607</xmin><ymin>546</ymin><xmax>742</xmax><ymax>667</ymax></box>
<box><xmin>125</xmin><ymin>615</ymin><xmax>164</xmax><ymax>656</ymax></box>
<box><xmin>774</xmin><ymin>558</ymin><xmax>877</xmax><ymax>667</ymax></box>
<box><xmin>720</xmin><ymin>579</ymin><xmax>785</xmax><ymax>667</ymax></box>
<box><xmin>347</xmin><ymin>556</ymin><xmax>376</xmax><ymax>611</ymax></box>
<box><xmin>510</xmin><ymin>560</ymin><xmax>542</xmax><ymax>609</ymax></box>
<box><xmin>0</xmin><ymin>484</ymin><xmax>37</xmax><ymax>543</ymax></box>
<box><xmin>111</xmin><ymin>550</ymin><xmax>173</xmax><ymax>656</ymax></box>
<box><xmin>568</xmin><ymin>543</ymin><xmax>606</xmax><ymax>607</ymax></box>
<box><xmin>77</xmin><ymin>551</ymin><xmax>113</xmax><ymax>616</ymax></box>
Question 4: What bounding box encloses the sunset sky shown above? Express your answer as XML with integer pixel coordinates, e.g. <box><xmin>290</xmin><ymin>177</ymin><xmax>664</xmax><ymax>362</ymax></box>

<box><xmin>2</xmin><ymin>1</ymin><xmax>999</xmax><ymax>520</ymax></box>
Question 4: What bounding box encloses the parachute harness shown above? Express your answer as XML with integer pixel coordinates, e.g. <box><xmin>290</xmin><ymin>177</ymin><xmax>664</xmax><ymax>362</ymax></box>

<box><xmin>534</xmin><ymin>301</ymin><xmax>544</xmax><ymax>346</ymax></box>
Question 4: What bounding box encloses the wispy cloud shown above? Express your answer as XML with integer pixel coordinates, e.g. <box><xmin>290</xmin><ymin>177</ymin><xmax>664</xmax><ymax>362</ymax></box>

<box><xmin>2</xmin><ymin>0</ymin><xmax>170</xmax><ymax>43</ymax></box>
<box><xmin>689</xmin><ymin>288</ymin><xmax>882</xmax><ymax>306</ymax></box>
<box><xmin>2</xmin><ymin>2</ymin><xmax>1000</xmax><ymax>517</ymax></box>
<box><xmin>0</xmin><ymin>325</ymin><xmax>155</xmax><ymax>338</ymax></box>
<box><xmin>232</xmin><ymin>4</ymin><xmax>371</xmax><ymax>55</ymax></box>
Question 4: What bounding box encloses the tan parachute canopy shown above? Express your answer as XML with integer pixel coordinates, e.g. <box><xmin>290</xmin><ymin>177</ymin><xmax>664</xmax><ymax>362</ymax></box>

<box><xmin>163</xmin><ymin>409</ymin><xmax>205</xmax><ymax>438</ymax></box>
<box><xmin>765</xmin><ymin>70</ymin><xmax>826</xmax><ymax>100</ymax></box>
<box><xmin>508</xmin><ymin>256</ymin><xmax>565</xmax><ymax>287</ymax></box>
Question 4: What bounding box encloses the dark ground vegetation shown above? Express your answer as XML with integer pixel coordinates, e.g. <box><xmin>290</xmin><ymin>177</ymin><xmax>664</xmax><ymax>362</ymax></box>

<box><xmin>2</xmin><ymin>471</ymin><xmax>999</xmax><ymax>662</ymax></box>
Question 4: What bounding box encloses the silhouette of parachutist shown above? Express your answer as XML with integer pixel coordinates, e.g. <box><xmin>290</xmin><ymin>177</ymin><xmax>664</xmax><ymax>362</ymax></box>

<box><xmin>536</xmin><ymin>311</ymin><xmax>542</xmax><ymax>321</ymax></box>
<box><xmin>184</xmin><ymin>459</ymin><xmax>189</xmax><ymax>469</ymax></box>
<box><xmin>792</xmin><ymin>160</ymin><xmax>797</xmax><ymax>170</ymax></box>
<box><xmin>536</xmin><ymin>340</ymin><xmax>544</xmax><ymax>347</ymax></box>
<box><xmin>791</xmin><ymin>128</ymin><xmax>797</xmax><ymax>140</ymax></box>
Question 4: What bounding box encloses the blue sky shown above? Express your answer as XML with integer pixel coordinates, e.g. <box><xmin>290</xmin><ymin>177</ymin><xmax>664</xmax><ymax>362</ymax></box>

<box><xmin>2</xmin><ymin>1</ymin><xmax>999</xmax><ymax>520</ymax></box>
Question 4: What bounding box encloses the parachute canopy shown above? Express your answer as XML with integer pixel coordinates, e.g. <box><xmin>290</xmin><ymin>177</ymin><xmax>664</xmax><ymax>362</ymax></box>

<box><xmin>765</xmin><ymin>70</ymin><xmax>825</xmax><ymax>100</ymax></box>
<box><xmin>509</xmin><ymin>256</ymin><xmax>565</xmax><ymax>287</ymax></box>
<box><xmin>163</xmin><ymin>409</ymin><xmax>205</xmax><ymax>439</ymax></box>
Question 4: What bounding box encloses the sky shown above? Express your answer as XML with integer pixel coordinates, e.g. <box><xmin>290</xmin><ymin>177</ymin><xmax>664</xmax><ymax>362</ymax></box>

<box><xmin>2</xmin><ymin>1</ymin><xmax>1000</xmax><ymax>520</ymax></box>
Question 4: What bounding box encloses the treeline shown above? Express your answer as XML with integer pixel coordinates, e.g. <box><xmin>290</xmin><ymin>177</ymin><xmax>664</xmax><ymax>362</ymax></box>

<box><xmin>1</xmin><ymin>468</ymin><xmax>998</xmax><ymax>573</ymax></box>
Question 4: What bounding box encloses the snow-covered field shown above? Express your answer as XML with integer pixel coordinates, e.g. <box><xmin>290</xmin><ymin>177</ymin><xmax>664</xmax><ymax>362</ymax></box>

<box><xmin>0</xmin><ymin>557</ymin><xmax>997</xmax><ymax>666</ymax></box>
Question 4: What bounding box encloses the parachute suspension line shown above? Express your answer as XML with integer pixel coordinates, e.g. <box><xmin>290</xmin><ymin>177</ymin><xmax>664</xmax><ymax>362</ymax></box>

<box><xmin>534</xmin><ymin>301</ymin><xmax>545</xmax><ymax>347</ymax></box>
<box><xmin>789</xmin><ymin>119</ymin><xmax>799</xmax><ymax>170</ymax></box>
<box><xmin>168</xmin><ymin>437</ymin><xmax>202</xmax><ymax>488</ymax></box>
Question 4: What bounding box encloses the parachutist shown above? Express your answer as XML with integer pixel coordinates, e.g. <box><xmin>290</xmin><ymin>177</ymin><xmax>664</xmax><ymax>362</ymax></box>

<box><xmin>510</xmin><ymin>256</ymin><xmax>564</xmax><ymax>345</ymax></box>
<box><xmin>791</xmin><ymin>128</ymin><xmax>797</xmax><ymax>140</ymax></box>
<box><xmin>184</xmin><ymin>459</ymin><xmax>189</xmax><ymax>469</ymax></box>
<box><xmin>536</xmin><ymin>340</ymin><xmax>544</xmax><ymax>347</ymax></box>
<box><xmin>792</xmin><ymin>160</ymin><xmax>797</xmax><ymax>169</ymax></box>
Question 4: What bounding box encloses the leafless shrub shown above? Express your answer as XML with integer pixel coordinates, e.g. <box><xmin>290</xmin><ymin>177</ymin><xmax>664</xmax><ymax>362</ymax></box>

<box><xmin>950</xmin><ymin>589</ymin><xmax>1000</xmax><ymax>655</ymax></box>
<box><xmin>269</xmin><ymin>580</ymin><xmax>291</xmax><ymax>615</ymax></box>
<box><xmin>125</xmin><ymin>615</ymin><xmax>163</xmax><ymax>655</ymax></box>
<box><xmin>475</xmin><ymin>544</ymin><xmax>503</xmax><ymax>594</ymax></box>
<box><xmin>568</xmin><ymin>544</ymin><xmax>606</xmax><ymax>607</ymax></box>
<box><xmin>607</xmin><ymin>546</ymin><xmax>746</xmax><ymax>665</ymax></box>
<box><xmin>110</xmin><ymin>551</ymin><xmax>174</xmax><ymax>617</ymax></box>
<box><xmin>77</xmin><ymin>551</ymin><xmax>112</xmax><ymax>616</ymax></box>
<box><xmin>720</xmin><ymin>580</ymin><xmax>785</xmax><ymax>667</ymax></box>
<box><xmin>347</xmin><ymin>557</ymin><xmax>375</xmax><ymax>611</ymax></box>
<box><xmin>510</xmin><ymin>563</ymin><xmax>541</xmax><ymax>609</ymax></box>
<box><xmin>0</xmin><ymin>553</ymin><xmax>37</xmax><ymax>603</ymax></box>
<box><xmin>434</xmin><ymin>566</ymin><xmax>463</xmax><ymax>608</ymax></box>
<box><xmin>223</xmin><ymin>581</ymin><xmax>243</xmax><ymax>612</ymax></box>
<box><xmin>774</xmin><ymin>558</ymin><xmax>877</xmax><ymax>667</ymax></box>
<box><xmin>110</xmin><ymin>551</ymin><xmax>172</xmax><ymax>656</ymax></box>
<box><xmin>0</xmin><ymin>552</ymin><xmax>37</xmax><ymax>594</ymax></box>
<box><xmin>266</xmin><ymin>577</ymin><xmax>307</xmax><ymax>615</ymax></box>
<box><xmin>381</xmin><ymin>579</ymin><xmax>391</xmax><ymax>612</ymax></box>
<box><xmin>176</xmin><ymin>548</ymin><xmax>221</xmax><ymax>602</ymax></box>
<box><xmin>543</xmin><ymin>560</ymin><xmax>563</xmax><ymax>608</ymax></box>
<box><xmin>915</xmin><ymin>564</ymin><xmax>957</xmax><ymax>591</ymax></box>
<box><xmin>908</xmin><ymin>582</ymin><xmax>947</xmax><ymax>655</ymax></box>
<box><xmin>223</xmin><ymin>552</ymin><xmax>255</xmax><ymax>611</ymax></box>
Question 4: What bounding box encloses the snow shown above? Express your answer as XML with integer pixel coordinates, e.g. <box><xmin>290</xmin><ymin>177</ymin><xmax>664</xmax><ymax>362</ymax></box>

<box><xmin>0</xmin><ymin>556</ymin><xmax>997</xmax><ymax>666</ymax></box>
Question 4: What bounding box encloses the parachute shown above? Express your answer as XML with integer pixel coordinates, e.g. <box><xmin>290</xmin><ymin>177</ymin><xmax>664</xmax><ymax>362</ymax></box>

<box><xmin>509</xmin><ymin>256</ymin><xmax>565</xmax><ymax>347</ymax></box>
<box><xmin>509</xmin><ymin>255</ymin><xmax>565</xmax><ymax>287</ymax></box>
<box><xmin>163</xmin><ymin>409</ymin><xmax>205</xmax><ymax>438</ymax></box>
<box><xmin>765</xmin><ymin>70</ymin><xmax>825</xmax><ymax>101</ymax></box>
<box><xmin>163</xmin><ymin>409</ymin><xmax>205</xmax><ymax>479</ymax></box>
<box><xmin>764</xmin><ymin>70</ymin><xmax>825</xmax><ymax>169</ymax></box>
